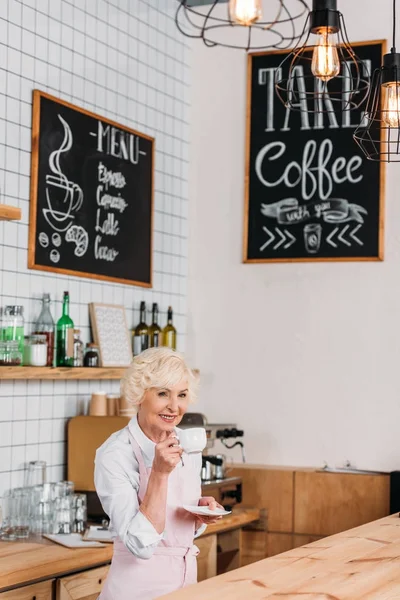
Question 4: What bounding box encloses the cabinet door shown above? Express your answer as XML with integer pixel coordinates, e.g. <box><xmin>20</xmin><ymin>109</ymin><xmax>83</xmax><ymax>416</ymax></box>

<box><xmin>0</xmin><ymin>581</ymin><xmax>53</xmax><ymax>600</ymax></box>
<box><xmin>196</xmin><ymin>535</ymin><xmax>217</xmax><ymax>582</ymax></box>
<box><xmin>57</xmin><ymin>566</ymin><xmax>109</xmax><ymax>600</ymax></box>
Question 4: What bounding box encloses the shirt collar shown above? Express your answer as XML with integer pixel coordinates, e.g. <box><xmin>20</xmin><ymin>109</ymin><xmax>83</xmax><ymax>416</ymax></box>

<box><xmin>128</xmin><ymin>414</ymin><xmax>180</xmax><ymax>463</ymax></box>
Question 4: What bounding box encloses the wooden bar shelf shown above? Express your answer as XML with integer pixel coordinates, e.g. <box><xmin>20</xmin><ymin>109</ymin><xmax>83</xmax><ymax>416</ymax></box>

<box><xmin>0</xmin><ymin>203</ymin><xmax>22</xmax><ymax>221</ymax></box>
<box><xmin>0</xmin><ymin>366</ymin><xmax>126</xmax><ymax>380</ymax></box>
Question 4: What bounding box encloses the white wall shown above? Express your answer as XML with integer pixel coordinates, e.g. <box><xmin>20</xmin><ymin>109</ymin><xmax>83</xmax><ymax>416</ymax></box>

<box><xmin>0</xmin><ymin>0</ymin><xmax>191</xmax><ymax>496</ymax></box>
<box><xmin>187</xmin><ymin>0</ymin><xmax>400</xmax><ymax>470</ymax></box>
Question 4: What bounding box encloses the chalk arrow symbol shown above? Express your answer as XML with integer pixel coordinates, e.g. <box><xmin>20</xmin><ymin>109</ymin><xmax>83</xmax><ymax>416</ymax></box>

<box><xmin>349</xmin><ymin>224</ymin><xmax>363</xmax><ymax>246</ymax></box>
<box><xmin>259</xmin><ymin>226</ymin><xmax>275</xmax><ymax>251</ymax></box>
<box><xmin>326</xmin><ymin>227</ymin><xmax>339</xmax><ymax>248</ymax></box>
<box><xmin>273</xmin><ymin>228</ymin><xmax>286</xmax><ymax>250</ymax></box>
<box><xmin>283</xmin><ymin>229</ymin><xmax>296</xmax><ymax>249</ymax></box>
<box><xmin>338</xmin><ymin>225</ymin><xmax>351</xmax><ymax>247</ymax></box>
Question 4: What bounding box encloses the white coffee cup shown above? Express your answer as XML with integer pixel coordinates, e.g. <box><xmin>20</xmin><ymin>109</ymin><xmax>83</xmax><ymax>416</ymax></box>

<box><xmin>179</xmin><ymin>428</ymin><xmax>207</xmax><ymax>454</ymax></box>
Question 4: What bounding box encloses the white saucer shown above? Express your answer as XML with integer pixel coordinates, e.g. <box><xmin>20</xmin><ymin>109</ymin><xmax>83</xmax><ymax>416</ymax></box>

<box><xmin>183</xmin><ymin>504</ymin><xmax>231</xmax><ymax>517</ymax></box>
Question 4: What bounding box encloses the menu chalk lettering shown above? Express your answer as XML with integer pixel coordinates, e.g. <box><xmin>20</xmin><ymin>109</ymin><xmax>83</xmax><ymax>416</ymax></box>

<box><xmin>243</xmin><ymin>41</ymin><xmax>385</xmax><ymax>263</ymax></box>
<box><xmin>29</xmin><ymin>91</ymin><xmax>154</xmax><ymax>286</ymax></box>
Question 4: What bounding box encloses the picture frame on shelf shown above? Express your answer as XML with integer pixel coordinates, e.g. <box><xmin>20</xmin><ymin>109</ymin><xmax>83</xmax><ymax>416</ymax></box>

<box><xmin>89</xmin><ymin>303</ymin><xmax>132</xmax><ymax>367</ymax></box>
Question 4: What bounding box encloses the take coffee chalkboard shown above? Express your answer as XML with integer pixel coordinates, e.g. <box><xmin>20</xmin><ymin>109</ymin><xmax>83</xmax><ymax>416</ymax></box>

<box><xmin>244</xmin><ymin>41</ymin><xmax>385</xmax><ymax>263</ymax></box>
<box><xmin>29</xmin><ymin>91</ymin><xmax>154</xmax><ymax>286</ymax></box>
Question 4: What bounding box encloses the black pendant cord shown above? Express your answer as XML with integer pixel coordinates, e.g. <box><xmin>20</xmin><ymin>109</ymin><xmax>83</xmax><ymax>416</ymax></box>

<box><xmin>392</xmin><ymin>0</ymin><xmax>396</xmax><ymax>53</ymax></box>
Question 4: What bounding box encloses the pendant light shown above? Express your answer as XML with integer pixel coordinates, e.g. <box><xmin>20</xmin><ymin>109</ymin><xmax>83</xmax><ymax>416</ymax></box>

<box><xmin>175</xmin><ymin>0</ymin><xmax>309</xmax><ymax>52</ymax></box>
<box><xmin>275</xmin><ymin>0</ymin><xmax>369</xmax><ymax>112</ymax></box>
<box><xmin>354</xmin><ymin>0</ymin><xmax>400</xmax><ymax>161</ymax></box>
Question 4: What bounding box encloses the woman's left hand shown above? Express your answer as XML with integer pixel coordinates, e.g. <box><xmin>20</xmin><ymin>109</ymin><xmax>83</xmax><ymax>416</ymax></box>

<box><xmin>196</xmin><ymin>496</ymin><xmax>224</xmax><ymax>525</ymax></box>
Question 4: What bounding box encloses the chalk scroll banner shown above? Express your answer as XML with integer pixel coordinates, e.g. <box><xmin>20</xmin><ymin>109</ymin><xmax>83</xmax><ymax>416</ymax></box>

<box><xmin>243</xmin><ymin>41</ymin><xmax>385</xmax><ymax>263</ymax></box>
<box><xmin>29</xmin><ymin>90</ymin><xmax>154</xmax><ymax>286</ymax></box>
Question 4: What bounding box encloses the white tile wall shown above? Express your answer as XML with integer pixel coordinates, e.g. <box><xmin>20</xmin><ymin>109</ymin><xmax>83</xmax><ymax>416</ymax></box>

<box><xmin>0</xmin><ymin>0</ymin><xmax>191</xmax><ymax>496</ymax></box>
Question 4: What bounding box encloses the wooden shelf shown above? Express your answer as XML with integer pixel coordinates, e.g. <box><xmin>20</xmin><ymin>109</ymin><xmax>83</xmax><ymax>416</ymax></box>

<box><xmin>0</xmin><ymin>366</ymin><xmax>126</xmax><ymax>380</ymax></box>
<box><xmin>0</xmin><ymin>203</ymin><xmax>21</xmax><ymax>221</ymax></box>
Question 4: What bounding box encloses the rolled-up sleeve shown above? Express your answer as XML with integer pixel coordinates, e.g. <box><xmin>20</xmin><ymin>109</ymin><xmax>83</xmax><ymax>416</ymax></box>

<box><xmin>95</xmin><ymin>448</ymin><xmax>163</xmax><ymax>559</ymax></box>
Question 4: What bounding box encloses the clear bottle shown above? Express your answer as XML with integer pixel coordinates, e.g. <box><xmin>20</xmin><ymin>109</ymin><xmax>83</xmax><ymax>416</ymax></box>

<box><xmin>132</xmin><ymin>301</ymin><xmax>149</xmax><ymax>356</ymax></box>
<box><xmin>162</xmin><ymin>306</ymin><xmax>177</xmax><ymax>350</ymax></box>
<box><xmin>73</xmin><ymin>330</ymin><xmax>84</xmax><ymax>367</ymax></box>
<box><xmin>3</xmin><ymin>306</ymin><xmax>24</xmax><ymax>356</ymax></box>
<box><xmin>55</xmin><ymin>292</ymin><xmax>74</xmax><ymax>367</ymax></box>
<box><xmin>33</xmin><ymin>294</ymin><xmax>55</xmax><ymax>367</ymax></box>
<box><xmin>149</xmin><ymin>303</ymin><xmax>161</xmax><ymax>348</ymax></box>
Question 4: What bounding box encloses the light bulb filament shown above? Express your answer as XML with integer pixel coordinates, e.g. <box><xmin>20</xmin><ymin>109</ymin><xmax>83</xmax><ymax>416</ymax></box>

<box><xmin>382</xmin><ymin>82</ymin><xmax>400</xmax><ymax>128</ymax></box>
<box><xmin>311</xmin><ymin>29</ymin><xmax>340</xmax><ymax>82</ymax></box>
<box><xmin>229</xmin><ymin>0</ymin><xmax>262</xmax><ymax>26</ymax></box>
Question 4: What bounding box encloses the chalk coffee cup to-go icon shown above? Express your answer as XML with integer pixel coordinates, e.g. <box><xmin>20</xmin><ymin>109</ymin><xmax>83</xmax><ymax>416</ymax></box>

<box><xmin>179</xmin><ymin>428</ymin><xmax>207</xmax><ymax>454</ymax></box>
<box><xmin>304</xmin><ymin>223</ymin><xmax>322</xmax><ymax>254</ymax></box>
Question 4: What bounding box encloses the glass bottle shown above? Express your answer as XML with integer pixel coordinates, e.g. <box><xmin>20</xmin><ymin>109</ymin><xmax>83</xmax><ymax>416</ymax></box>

<box><xmin>162</xmin><ymin>306</ymin><xmax>177</xmax><ymax>350</ymax></box>
<box><xmin>55</xmin><ymin>292</ymin><xmax>74</xmax><ymax>367</ymax></box>
<box><xmin>73</xmin><ymin>330</ymin><xmax>84</xmax><ymax>367</ymax></box>
<box><xmin>3</xmin><ymin>306</ymin><xmax>24</xmax><ymax>355</ymax></box>
<box><xmin>149</xmin><ymin>303</ymin><xmax>161</xmax><ymax>348</ymax></box>
<box><xmin>132</xmin><ymin>301</ymin><xmax>149</xmax><ymax>356</ymax></box>
<box><xmin>33</xmin><ymin>293</ymin><xmax>55</xmax><ymax>367</ymax></box>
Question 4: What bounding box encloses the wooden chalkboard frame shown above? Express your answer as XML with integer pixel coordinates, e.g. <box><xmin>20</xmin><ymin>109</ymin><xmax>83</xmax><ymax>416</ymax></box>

<box><xmin>243</xmin><ymin>40</ymin><xmax>386</xmax><ymax>264</ymax></box>
<box><xmin>28</xmin><ymin>90</ymin><xmax>154</xmax><ymax>287</ymax></box>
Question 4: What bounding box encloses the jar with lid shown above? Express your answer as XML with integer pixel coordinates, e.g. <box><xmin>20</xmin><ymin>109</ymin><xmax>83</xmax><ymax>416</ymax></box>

<box><xmin>73</xmin><ymin>330</ymin><xmax>84</xmax><ymax>367</ymax></box>
<box><xmin>23</xmin><ymin>335</ymin><xmax>48</xmax><ymax>367</ymax></box>
<box><xmin>83</xmin><ymin>343</ymin><xmax>100</xmax><ymax>367</ymax></box>
<box><xmin>0</xmin><ymin>341</ymin><xmax>23</xmax><ymax>366</ymax></box>
<box><xmin>3</xmin><ymin>306</ymin><xmax>24</xmax><ymax>355</ymax></box>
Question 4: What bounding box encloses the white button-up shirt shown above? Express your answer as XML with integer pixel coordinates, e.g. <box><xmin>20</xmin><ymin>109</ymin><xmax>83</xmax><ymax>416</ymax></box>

<box><xmin>94</xmin><ymin>416</ymin><xmax>206</xmax><ymax>559</ymax></box>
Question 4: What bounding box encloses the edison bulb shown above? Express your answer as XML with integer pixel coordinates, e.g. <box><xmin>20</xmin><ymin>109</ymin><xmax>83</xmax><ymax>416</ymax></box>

<box><xmin>229</xmin><ymin>0</ymin><xmax>262</xmax><ymax>26</ymax></box>
<box><xmin>311</xmin><ymin>29</ymin><xmax>340</xmax><ymax>82</ymax></box>
<box><xmin>382</xmin><ymin>82</ymin><xmax>400</xmax><ymax>127</ymax></box>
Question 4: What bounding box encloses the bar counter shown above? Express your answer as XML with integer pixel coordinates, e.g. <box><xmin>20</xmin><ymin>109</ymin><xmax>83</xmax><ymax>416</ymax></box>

<box><xmin>0</xmin><ymin>508</ymin><xmax>259</xmax><ymax>592</ymax></box>
<box><xmin>161</xmin><ymin>513</ymin><xmax>400</xmax><ymax>599</ymax></box>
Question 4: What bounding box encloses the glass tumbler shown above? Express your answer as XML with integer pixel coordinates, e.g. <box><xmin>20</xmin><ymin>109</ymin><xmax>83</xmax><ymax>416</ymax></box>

<box><xmin>53</xmin><ymin>496</ymin><xmax>74</xmax><ymax>534</ymax></box>
<box><xmin>72</xmin><ymin>494</ymin><xmax>87</xmax><ymax>533</ymax></box>
<box><xmin>30</xmin><ymin>483</ymin><xmax>56</xmax><ymax>534</ymax></box>
<box><xmin>0</xmin><ymin>492</ymin><xmax>16</xmax><ymax>541</ymax></box>
<box><xmin>13</xmin><ymin>487</ymin><xmax>30</xmax><ymax>539</ymax></box>
<box><xmin>26</xmin><ymin>460</ymin><xmax>47</xmax><ymax>487</ymax></box>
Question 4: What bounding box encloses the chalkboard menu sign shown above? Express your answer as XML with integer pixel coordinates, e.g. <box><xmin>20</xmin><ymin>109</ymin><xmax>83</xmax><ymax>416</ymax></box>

<box><xmin>29</xmin><ymin>91</ymin><xmax>154</xmax><ymax>286</ymax></box>
<box><xmin>244</xmin><ymin>41</ymin><xmax>385</xmax><ymax>263</ymax></box>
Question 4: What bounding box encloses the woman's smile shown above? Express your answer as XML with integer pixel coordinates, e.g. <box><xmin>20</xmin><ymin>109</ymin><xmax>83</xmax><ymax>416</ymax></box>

<box><xmin>159</xmin><ymin>414</ymin><xmax>177</xmax><ymax>423</ymax></box>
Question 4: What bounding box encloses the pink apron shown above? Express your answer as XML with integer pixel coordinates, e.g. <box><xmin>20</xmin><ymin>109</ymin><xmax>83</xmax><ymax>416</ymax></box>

<box><xmin>99</xmin><ymin>427</ymin><xmax>201</xmax><ymax>600</ymax></box>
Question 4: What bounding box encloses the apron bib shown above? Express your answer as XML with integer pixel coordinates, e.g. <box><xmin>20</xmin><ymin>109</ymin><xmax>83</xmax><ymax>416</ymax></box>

<box><xmin>99</xmin><ymin>427</ymin><xmax>201</xmax><ymax>600</ymax></box>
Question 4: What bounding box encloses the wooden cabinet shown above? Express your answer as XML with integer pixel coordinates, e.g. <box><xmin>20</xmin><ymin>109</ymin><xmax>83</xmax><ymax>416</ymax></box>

<box><xmin>0</xmin><ymin>581</ymin><xmax>53</xmax><ymax>600</ymax></box>
<box><xmin>56</xmin><ymin>566</ymin><xmax>109</xmax><ymax>600</ymax></box>
<box><xmin>294</xmin><ymin>471</ymin><xmax>390</xmax><ymax>536</ymax></box>
<box><xmin>196</xmin><ymin>535</ymin><xmax>217</xmax><ymax>582</ymax></box>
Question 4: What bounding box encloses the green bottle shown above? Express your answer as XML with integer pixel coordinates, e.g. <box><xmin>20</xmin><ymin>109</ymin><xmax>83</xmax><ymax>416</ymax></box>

<box><xmin>56</xmin><ymin>292</ymin><xmax>74</xmax><ymax>367</ymax></box>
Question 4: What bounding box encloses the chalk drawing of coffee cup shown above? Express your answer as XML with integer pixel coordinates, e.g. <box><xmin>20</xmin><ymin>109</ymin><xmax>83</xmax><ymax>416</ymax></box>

<box><xmin>43</xmin><ymin>115</ymin><xmax>83</xmax><ymax>233</ymax></box>
<box><xmin>304</xmin><ymin>223</ymin><xmax>322</xmax><ymax>254</ymax></box>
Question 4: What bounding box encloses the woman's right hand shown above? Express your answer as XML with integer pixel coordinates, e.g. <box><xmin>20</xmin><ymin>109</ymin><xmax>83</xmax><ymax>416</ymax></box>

<box><xmin>152</xmin><ymin>431</ymin><xmax>183</xmax><ymax>475</ymax></box>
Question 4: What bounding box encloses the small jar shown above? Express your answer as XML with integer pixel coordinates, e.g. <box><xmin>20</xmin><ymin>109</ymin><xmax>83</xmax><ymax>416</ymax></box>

<box><xmin>83</xmin><ymin>343</ymin><xmax>100</xmax><ymax>367</ymax></box>
<box><xmin>3</xmin><ymin>306</ymin><xmax>24</xmax><ymax>354</ymax></box>
<box><xmin>24</xmin><ymin>335</ymin><xmax>48</xmax><ymax>367</ymax></box>
<box><xmin>73</xmin><ymin>330</ymin><xmax>84</xmax><ymax>367</ymax></box>
<box><xmin>0</xmin><ymin>341</ymin><xmax>23</xmax><ymax>366</ymax></box>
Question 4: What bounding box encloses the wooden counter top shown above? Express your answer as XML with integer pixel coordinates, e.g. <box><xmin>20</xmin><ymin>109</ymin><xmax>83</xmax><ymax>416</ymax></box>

<box><xmin>198</xmin><ymin>507</ymin><xmax>260</xmax><ymax>537</ymax></box>
<box><xmin>160</xmin><ymin>513</ymin><xmax>400</xmax><ymax>599</ymax></box>
<box><xmin>0</xmin><ymin>508</ymin><xmax>259</xmax><ymax>592</ymax></box>
<box><xmin>0</xmin><ymin>536</ymin><xmax>113</xmax><ymax>591</ymax></box>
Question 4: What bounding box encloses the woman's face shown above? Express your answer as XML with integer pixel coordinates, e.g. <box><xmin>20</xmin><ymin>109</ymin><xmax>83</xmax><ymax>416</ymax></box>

<box><xmin>137</xmin><ymin>380</ymin><xmax>189</xmax><ymax>440</ymax></box>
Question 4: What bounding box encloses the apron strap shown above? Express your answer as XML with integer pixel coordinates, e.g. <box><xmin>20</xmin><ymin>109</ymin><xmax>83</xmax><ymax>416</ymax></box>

<box><xmin>127</xmin><ymin>425</ymin><xmax>149</xmax><ymax>503</ymax></box>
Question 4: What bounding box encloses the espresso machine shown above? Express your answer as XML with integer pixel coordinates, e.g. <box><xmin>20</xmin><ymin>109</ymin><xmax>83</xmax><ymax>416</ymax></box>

<box><xmin>179</xmin><ymin>413</ymin><xmax>245</xmax><ymax>510</ymax></box>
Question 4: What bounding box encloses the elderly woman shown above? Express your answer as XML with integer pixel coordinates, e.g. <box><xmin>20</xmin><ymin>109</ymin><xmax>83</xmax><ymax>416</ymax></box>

<box><xmin>95</xmin><ymin>347</ymin><xmax>223</xmax><ymax>600</ymax></box>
